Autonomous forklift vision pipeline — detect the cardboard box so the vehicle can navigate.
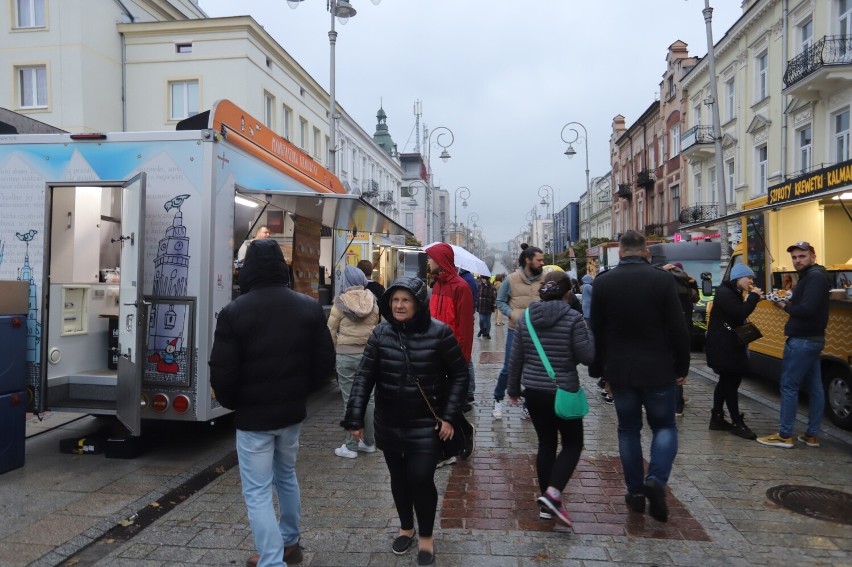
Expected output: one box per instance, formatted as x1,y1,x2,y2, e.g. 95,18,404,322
0,281,28,316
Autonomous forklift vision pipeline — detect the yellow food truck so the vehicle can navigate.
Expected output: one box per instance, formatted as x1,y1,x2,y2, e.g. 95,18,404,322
718,161,852,430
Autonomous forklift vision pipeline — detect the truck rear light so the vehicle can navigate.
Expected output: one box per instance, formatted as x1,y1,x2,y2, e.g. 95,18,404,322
10,317,22,328
151,393,169,413
172,395,190,414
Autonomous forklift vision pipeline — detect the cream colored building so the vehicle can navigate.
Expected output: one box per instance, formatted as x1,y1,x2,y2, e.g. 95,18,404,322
681,0,852,238
2,0,402,219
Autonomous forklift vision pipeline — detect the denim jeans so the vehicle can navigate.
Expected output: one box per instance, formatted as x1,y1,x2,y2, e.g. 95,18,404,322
779,337,825,438
236,424,302,567
478,312,492,337
610,384,678,495
337,353,375,449
492,328,515,401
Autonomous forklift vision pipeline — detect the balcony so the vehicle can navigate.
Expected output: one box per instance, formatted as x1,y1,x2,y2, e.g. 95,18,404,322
379,191,395,207
637,170,656,189
616,183,633,200
361,179,380,198
681,126,715,159
783,35,852,100
678,203,719,224
644,223,665,237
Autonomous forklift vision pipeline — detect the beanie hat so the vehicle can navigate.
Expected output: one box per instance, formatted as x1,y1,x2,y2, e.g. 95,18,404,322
729,263,755,281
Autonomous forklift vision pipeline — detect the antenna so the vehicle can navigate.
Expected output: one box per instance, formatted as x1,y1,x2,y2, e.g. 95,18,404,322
413,99,422,153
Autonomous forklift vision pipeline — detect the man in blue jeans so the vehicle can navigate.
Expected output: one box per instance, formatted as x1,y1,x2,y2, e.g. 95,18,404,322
493,245,544,419
757,241,830,449
211,240,335,567
589,231,690,523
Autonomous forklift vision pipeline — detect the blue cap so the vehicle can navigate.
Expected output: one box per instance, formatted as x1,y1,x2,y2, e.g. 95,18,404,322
729,263,755,281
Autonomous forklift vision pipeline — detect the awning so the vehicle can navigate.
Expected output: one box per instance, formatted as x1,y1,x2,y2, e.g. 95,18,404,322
235,187,412,236
679,186,849,231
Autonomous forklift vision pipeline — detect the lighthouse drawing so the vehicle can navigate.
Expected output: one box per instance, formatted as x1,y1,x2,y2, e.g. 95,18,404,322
16,230,43,407
146,195,191,385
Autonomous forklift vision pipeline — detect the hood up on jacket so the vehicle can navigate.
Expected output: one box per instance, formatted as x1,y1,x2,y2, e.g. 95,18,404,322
238,238,289,293
526,299,575,331
341,264,368,290
379,276,431,333
426,242,457,281
582,274,593,284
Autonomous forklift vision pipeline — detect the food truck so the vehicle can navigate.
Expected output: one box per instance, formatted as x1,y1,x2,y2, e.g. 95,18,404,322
711,161,852,430
0,100,408,441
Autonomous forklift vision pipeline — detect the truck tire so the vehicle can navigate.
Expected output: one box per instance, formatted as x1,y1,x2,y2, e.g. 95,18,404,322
824,366,852,431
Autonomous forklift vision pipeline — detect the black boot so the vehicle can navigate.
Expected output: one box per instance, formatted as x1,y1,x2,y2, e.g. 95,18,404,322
709,410,733,431
730,413,757,440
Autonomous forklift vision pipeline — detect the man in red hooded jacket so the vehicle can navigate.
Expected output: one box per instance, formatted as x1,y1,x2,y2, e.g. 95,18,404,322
426,243,474,454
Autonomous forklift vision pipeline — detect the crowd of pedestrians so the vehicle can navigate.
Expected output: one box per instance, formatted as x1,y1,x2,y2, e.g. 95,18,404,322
209,230,830,567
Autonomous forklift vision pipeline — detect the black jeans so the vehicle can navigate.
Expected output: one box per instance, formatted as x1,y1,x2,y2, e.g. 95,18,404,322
713,371,743,419
524,388,584,495
383,449,440,537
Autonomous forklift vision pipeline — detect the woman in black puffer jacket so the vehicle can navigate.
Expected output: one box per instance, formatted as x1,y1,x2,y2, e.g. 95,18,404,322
343,277,468,566
507,270,594,528
704,263,762,439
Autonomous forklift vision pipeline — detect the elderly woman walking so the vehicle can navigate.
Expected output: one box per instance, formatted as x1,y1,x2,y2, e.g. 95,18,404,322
507,271,595,527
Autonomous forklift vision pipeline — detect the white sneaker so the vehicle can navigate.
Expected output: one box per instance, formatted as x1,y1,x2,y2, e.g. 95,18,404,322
436,456,456,468
492,400,503,420
357,440,377,453
334,444,358,459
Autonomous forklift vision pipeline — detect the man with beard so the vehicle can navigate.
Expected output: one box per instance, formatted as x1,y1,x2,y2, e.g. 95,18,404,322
425,243,473,467
492,245,544,420
757,241,831,449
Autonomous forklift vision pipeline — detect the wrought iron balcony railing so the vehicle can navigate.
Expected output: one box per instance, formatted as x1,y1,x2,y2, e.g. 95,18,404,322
783,35,852,88
681,125,715,150
637,170,656,189
678,203,719,224
616,183,633,200
362,179,380,197
379,191,395,206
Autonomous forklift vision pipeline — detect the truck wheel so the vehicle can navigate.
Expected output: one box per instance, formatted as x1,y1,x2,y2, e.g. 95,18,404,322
824,366,852,431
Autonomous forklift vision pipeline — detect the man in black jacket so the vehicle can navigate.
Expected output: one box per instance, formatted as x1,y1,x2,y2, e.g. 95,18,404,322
590,231,690,523
757,241,831,449
210,239,334,567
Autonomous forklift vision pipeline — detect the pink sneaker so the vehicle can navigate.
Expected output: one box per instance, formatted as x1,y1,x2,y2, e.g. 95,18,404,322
537,493,572,527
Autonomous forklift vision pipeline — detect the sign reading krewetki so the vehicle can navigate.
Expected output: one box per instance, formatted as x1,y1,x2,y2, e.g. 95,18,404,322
767,158,852,206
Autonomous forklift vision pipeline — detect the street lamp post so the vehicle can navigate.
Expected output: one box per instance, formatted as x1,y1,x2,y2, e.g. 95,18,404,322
425,126,454,243
287,0,381,176
538,184,554,254
561,121,591,250
453,186,470,245
406,179,429,242
466,212,479,249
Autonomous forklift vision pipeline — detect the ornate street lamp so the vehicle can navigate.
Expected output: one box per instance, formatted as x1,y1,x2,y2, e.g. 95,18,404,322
453,186,470,245
425,126,454,242
561,121,591,250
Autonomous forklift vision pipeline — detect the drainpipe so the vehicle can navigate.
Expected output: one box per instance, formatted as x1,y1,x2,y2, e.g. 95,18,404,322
781,0,789,181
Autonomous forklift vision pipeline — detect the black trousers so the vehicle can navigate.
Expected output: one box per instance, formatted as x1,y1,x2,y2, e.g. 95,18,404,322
713,371,743,419
383,449,440,537
524,388,584,495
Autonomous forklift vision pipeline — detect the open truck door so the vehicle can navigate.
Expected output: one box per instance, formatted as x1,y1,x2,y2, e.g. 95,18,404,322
116,174,147,436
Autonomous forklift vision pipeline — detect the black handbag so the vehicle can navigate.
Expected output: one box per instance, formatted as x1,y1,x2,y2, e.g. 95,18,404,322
725,321,763,345
415,377,475,460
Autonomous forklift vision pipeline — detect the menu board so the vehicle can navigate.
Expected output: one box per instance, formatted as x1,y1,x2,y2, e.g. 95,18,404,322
745,213,768,289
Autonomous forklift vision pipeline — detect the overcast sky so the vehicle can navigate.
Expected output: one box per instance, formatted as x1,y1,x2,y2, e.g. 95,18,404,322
199,0,744,246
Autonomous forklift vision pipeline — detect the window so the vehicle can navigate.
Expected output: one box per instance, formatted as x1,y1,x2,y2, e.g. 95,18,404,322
693,102,702,127
263,92,274,129
312,127,321,158
725,158,735,204
756,145,768,195
282,104,292,139
835,108,850,162
756,52,769,101
661,131,667,161
667,76,675,100
16,0,44,28
18,65,47,108
671,185,680,221
670,124,681,157
299,118,308,150
708,166,717,206
797,124,812,173
169,80,198,120
694,172,702,203
799,19,813,53
405,213,414,230
842,0,852,35
176,43,192,54
725,78,735,121
649,139,655,167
